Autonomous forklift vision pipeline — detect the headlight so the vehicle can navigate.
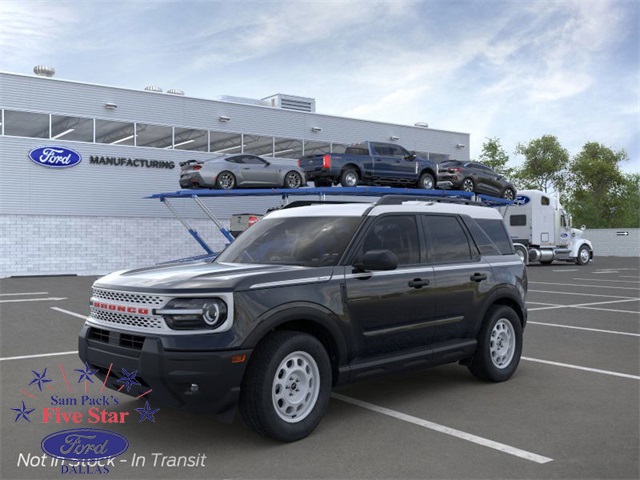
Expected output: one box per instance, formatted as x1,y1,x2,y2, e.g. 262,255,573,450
157,298,228,330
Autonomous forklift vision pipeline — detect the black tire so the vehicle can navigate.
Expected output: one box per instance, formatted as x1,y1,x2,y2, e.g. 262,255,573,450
502,188,515,200
540,260,553,265
575,245,590,265
514,245,528,265
284,171,303,189
340,169,359,187
239,331,332,442
461,178,475,192
468,305,522,382
216,171,236,190
417,172,435,190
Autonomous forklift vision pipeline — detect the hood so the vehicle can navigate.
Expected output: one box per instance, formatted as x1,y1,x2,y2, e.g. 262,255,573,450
94,260,312,293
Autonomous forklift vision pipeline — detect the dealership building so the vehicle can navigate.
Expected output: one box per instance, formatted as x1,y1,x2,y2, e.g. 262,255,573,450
0,69,470,277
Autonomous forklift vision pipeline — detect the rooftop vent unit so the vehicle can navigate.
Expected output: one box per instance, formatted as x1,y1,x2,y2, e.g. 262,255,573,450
167,89,185,96
144,86,163,92
262,94,316,113
33,65,55,77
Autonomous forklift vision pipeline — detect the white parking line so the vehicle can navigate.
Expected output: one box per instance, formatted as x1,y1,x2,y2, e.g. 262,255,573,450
528,298,640,312
0,297,67,304
522,357,640,380
552,269,579,272
572,278,640,284
51,307,87,320
332,393,553,464
621,275,640,279
528,321,640,337
0,291,49,296
529,281,640,291
529,290,637,299
574,306,640,315
0,351,77,362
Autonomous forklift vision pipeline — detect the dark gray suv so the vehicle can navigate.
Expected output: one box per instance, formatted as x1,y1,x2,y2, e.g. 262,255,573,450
79,196,527,442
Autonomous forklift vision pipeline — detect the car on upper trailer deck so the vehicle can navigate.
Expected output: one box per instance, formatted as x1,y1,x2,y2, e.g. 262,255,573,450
179,154,307,190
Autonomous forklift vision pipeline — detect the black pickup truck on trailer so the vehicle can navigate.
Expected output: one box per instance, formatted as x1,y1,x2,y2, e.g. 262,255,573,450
298,141,442,189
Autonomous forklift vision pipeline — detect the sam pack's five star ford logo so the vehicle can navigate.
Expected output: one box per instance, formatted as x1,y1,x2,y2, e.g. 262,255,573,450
11,360,160,472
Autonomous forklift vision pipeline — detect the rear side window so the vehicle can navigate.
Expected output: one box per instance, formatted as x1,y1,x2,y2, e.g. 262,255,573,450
422,215,474,263
476,218,514,255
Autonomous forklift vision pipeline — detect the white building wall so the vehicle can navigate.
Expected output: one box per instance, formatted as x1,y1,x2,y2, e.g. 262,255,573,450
585,228,640,257
1,215,230,277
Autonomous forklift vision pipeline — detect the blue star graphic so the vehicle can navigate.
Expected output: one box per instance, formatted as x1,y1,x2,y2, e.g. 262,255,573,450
135,401,159,423
117,368,141,392
29,368,52,391
11,401,35,423
74,362,98,383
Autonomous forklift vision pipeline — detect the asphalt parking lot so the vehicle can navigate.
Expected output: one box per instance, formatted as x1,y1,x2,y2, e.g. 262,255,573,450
1,257,638,480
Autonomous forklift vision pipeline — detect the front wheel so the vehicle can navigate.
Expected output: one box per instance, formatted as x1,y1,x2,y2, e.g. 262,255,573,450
340,169,359,187
284,171,303,189
417,172,435,190
239,331,332,442
576,245,590,265
502,188,515,200
468,305,522,382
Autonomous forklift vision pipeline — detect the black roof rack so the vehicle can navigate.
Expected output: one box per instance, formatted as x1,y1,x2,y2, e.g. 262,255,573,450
375,194,482,206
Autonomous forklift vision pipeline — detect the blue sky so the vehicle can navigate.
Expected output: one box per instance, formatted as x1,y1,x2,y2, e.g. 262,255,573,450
1,0,638,173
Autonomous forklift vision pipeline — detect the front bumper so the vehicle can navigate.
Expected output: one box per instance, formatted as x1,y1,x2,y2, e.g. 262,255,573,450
78,324,251,414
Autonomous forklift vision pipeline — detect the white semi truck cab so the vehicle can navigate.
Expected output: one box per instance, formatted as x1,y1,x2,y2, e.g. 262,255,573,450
499,189,593,266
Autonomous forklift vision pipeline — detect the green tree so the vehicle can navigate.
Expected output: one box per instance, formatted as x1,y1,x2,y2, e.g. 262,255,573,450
478,137,516,178
565,142,636,228
514,135,569,193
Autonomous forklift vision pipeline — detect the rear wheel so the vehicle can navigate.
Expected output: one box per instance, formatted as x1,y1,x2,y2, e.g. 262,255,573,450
417,172,435,190
461,178,475,192
340,169,359,187
239,331,331,442
216,171,236,189
468,305,522,382
284,171,303,189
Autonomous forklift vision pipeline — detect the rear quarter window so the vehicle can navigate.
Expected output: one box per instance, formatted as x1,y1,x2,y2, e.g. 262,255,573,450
475,218,514,255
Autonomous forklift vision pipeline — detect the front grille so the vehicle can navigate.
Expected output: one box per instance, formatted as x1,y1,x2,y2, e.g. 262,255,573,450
89,327,110,343
90,307,164,330
120,334,145,350
92,288,164,306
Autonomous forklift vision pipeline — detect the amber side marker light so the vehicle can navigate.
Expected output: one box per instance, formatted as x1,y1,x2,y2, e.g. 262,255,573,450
231,354,247,364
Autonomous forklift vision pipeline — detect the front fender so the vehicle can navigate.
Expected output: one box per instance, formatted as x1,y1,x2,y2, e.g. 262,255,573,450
241,302,349,366
570,239,593,257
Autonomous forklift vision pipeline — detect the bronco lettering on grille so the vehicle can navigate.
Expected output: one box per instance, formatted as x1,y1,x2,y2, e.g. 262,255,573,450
91,301,149,315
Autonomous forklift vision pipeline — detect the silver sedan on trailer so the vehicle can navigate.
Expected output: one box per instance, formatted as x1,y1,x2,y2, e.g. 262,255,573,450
179,154,307,190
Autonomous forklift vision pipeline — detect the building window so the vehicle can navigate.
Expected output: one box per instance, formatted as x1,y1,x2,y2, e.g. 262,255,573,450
210,131,243,154
51,115,94,142
136,123,173,149
244,134,275,156
273,137,303,159
95,119,135,145
173,127,208,151
3,110,49,138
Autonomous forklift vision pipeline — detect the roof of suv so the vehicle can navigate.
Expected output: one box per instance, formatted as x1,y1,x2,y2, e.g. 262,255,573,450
267,201,503,220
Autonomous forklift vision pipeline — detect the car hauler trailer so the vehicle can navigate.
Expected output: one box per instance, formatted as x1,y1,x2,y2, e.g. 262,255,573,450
499,189,593,266
147,187,512,258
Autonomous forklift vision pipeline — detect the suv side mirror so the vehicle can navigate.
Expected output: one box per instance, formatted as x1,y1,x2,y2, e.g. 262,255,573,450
404,151,417,161
355,249,398,271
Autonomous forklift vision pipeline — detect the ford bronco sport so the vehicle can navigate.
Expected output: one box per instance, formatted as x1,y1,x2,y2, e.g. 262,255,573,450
79,196,527,442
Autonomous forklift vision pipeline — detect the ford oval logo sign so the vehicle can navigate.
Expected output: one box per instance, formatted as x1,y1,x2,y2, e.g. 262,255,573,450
41,428,128,461
28,146,82,168
514,195,530,206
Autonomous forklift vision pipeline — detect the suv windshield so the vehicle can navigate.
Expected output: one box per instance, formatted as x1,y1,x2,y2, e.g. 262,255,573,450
215,216,363,267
